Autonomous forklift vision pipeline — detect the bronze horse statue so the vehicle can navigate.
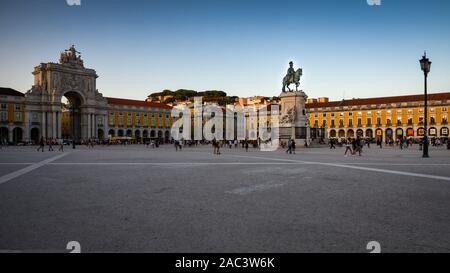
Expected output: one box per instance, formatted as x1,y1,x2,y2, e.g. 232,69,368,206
282,68,302,92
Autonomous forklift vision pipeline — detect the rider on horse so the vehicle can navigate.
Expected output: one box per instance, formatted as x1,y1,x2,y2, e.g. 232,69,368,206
286,61,296,83
282,61,302,92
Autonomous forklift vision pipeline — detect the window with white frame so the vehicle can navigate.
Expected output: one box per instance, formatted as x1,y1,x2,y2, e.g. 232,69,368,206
118,113,123,125
127,113,132,126
0,111,7,121
15,112,21,122
143,113,148,126
98,116,103,126
109,113,114,125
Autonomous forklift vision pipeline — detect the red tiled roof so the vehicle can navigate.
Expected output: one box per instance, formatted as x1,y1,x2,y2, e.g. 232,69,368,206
0,87,25,97
305,92,450,109
106,97,172,109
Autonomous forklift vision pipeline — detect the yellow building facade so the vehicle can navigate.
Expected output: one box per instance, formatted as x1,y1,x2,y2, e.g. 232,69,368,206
306,92,450,142
0,88,27,143
104,97,172,142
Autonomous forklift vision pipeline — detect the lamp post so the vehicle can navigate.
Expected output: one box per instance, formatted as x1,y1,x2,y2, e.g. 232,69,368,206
419,51,431,158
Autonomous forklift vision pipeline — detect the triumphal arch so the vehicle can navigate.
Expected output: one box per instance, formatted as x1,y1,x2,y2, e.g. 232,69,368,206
25,45,108,141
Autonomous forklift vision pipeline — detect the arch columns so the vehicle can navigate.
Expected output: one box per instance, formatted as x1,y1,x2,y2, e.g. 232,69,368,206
8,126,13,142
24,110,30,141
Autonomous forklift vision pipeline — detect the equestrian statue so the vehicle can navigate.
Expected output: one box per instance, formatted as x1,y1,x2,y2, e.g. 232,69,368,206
282,61,303,92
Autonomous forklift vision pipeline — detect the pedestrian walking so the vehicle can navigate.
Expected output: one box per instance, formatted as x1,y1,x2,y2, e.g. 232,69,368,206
352,137,363,156
330,138,336,149
48,138,54,151
58,139,64,152
286,138,292,154
212,138,219,154
37,136,45,152
344,138,352,156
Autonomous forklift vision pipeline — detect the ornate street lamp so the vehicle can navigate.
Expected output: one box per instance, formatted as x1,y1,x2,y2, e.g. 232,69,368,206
419,51,431,158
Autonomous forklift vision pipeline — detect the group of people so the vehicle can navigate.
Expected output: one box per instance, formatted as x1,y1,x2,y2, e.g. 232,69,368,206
36,137,65,152
169,138,255,154
285,138,296,154
18,135,449,154
343,137,364,156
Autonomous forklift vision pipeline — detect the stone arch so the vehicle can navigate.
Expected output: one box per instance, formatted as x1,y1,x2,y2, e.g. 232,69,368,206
12,127,23,143
135,129,141,138
97,129,105,140
347,129,355,138
429,127,437,137
61,91,84,141
165,130,170,143
31,127,40,144
356,129,364,138
396,128,404,139
375,128,383,142
0,127,9,143
329,129,336,138
386,128,393,142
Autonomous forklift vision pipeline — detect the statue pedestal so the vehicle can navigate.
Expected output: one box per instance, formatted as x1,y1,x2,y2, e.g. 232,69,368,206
279,90,310,145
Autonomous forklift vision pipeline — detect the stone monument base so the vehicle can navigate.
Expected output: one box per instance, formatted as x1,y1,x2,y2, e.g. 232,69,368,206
278,90,310,147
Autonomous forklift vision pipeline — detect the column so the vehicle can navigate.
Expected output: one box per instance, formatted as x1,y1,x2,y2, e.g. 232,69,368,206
91,113,94,138
94,114,98,138
87,112,91,139
24,111,30,141
57,111,62,139
52,111,57,139
42,112,47,138
8,125,13,142
47,112,52,139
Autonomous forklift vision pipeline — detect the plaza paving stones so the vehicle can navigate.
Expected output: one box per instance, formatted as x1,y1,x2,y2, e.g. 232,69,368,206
0,144,449,252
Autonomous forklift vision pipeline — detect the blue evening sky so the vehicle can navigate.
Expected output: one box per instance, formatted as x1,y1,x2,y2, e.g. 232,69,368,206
0,0,449,100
